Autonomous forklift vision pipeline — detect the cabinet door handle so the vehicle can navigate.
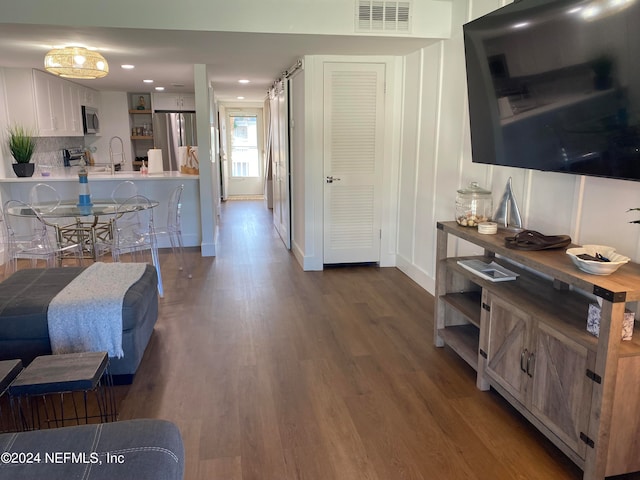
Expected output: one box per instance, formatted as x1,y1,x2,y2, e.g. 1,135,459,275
520,349,528,373
526,352,535,378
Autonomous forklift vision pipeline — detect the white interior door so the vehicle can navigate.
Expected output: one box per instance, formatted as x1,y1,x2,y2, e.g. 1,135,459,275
323,63,385,264
225,108,264,197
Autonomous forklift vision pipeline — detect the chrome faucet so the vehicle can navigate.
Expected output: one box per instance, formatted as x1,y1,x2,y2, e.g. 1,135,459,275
108,136,125,174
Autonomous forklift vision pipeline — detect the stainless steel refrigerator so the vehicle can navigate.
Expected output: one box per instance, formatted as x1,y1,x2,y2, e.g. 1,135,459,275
152,112,197,171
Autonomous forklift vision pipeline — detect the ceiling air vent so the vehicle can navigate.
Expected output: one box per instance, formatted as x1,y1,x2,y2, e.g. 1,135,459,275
357,1,411,33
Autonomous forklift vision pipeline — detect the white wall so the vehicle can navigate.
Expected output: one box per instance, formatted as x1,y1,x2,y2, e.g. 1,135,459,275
85,91,132,169
196,64,218,256
289,69,306,266
0,69,11,179
396,0,640,295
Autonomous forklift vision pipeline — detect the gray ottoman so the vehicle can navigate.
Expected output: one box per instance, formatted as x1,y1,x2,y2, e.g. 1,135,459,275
0,266,158,380
0,419,183,479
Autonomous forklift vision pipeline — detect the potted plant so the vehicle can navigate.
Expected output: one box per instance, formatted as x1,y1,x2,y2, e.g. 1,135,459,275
7,125,37,177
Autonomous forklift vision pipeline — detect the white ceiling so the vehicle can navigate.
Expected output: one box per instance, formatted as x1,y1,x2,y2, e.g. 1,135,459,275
0,23,435,102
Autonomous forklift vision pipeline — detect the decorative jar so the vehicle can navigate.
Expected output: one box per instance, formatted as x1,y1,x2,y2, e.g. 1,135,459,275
455,182,493,227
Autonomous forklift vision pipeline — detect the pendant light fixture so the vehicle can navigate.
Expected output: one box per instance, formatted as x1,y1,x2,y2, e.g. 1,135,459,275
44,46,109,79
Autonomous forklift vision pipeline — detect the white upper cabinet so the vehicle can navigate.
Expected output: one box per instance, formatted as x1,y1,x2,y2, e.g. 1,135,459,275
179,94,196,111
79,86,100,109
3,68,38,132
62,81,83,136
152,93,195,111
4,68,99,137
33,69,62,135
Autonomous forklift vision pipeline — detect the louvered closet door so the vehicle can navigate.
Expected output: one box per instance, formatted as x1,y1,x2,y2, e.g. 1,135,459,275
323,62,385,264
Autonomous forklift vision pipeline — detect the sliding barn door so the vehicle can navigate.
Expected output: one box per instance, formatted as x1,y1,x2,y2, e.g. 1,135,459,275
323,62,385,264
270,80,291,249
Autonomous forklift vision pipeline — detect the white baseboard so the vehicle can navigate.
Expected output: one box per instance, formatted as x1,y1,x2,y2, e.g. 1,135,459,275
200,225,218,257
395,254,435,295
292,241,323,271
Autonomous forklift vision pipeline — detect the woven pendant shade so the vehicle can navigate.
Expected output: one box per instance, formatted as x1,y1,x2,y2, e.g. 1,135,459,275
44,47,109,79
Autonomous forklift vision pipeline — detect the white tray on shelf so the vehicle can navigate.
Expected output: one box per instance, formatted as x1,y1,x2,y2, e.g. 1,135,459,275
456,259,519,282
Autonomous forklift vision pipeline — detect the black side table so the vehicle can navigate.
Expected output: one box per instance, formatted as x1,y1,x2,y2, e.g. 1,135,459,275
9,352,116,430
0,359,23,432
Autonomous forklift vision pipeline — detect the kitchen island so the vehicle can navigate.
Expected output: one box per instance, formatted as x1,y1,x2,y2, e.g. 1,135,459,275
0,168,201,249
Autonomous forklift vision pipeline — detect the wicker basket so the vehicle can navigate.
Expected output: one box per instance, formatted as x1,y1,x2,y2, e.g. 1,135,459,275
180,146,199,175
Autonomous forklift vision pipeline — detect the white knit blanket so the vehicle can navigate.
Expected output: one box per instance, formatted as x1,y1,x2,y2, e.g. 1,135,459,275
48,263,147,358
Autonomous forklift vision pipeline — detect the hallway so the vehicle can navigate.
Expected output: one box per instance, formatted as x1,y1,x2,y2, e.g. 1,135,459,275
118,199,583,480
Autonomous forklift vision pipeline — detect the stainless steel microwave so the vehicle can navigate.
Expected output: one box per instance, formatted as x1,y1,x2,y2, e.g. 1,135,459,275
82,106,100,134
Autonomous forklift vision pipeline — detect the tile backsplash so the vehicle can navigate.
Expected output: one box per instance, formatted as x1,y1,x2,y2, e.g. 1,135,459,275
32,136,84,168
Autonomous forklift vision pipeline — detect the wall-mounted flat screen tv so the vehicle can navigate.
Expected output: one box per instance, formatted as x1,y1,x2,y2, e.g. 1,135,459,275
464,0,640,182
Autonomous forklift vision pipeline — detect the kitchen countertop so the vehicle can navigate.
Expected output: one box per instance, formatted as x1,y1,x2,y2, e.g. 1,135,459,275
0,167,199,182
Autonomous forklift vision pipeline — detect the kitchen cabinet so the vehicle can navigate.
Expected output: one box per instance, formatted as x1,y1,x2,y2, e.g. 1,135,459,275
62,81,83,136
2,68,38,131
152,93,195,111
3,68,97,137
435,221,640,479
79,86,99,109
33,69,64,136
34,69,87,136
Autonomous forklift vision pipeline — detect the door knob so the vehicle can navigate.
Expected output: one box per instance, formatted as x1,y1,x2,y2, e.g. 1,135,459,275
326,176,341,183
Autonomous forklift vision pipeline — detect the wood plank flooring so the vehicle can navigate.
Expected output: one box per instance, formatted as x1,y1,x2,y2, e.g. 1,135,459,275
107,200,636,479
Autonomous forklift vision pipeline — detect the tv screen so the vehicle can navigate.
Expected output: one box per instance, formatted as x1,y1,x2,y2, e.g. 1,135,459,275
463,0,640,181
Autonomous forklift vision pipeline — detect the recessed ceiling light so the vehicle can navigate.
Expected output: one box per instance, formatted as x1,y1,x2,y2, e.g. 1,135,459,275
237,96,245,100
143,79,154,83
238,79,250,84
512,22,530,29
155,86,165,91
121,64,135,69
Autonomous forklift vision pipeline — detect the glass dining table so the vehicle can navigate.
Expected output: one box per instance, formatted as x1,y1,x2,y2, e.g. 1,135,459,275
5,198,159,262
6,196,164,298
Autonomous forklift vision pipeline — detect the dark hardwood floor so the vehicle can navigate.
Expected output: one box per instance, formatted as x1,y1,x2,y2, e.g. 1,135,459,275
113,199,604,480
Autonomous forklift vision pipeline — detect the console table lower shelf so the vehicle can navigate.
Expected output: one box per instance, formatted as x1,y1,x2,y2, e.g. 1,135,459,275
434,221,640,480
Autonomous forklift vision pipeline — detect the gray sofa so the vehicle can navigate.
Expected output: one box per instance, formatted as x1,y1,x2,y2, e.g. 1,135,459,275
0,266,158,381
0,419,184,479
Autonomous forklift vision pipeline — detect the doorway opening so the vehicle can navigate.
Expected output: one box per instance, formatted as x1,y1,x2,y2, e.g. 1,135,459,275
226,109,264,198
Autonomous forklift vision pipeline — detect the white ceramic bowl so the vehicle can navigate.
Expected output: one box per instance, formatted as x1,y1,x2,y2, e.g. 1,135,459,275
566,245,630,275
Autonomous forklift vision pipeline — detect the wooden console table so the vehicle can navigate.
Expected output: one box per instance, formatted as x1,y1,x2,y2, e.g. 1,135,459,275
435,221,640,480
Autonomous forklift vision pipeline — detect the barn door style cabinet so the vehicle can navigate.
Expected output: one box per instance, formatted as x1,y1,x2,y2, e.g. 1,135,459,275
434,221,640,480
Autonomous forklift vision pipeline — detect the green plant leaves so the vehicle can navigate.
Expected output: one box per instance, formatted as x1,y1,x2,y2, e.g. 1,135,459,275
7,125,37,163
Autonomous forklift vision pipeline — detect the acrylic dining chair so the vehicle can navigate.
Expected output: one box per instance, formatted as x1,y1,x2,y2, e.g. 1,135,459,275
2,199,83,274
29,183,62,213
150,184,191,279
110,181,138,202
29,182,94,259
104,195,164,297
